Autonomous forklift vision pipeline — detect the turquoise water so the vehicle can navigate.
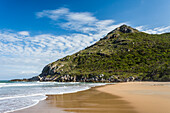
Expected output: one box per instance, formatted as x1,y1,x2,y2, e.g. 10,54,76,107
0,81,108,113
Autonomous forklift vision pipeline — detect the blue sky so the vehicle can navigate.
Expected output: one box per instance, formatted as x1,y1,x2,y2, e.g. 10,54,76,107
0,0,170,80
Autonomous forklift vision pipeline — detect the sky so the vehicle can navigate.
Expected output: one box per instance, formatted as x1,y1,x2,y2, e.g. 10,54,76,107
0,0,170,80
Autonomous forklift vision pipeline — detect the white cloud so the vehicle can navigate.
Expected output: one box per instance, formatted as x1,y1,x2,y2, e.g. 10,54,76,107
36,8,117,34
136,25,170,34
0,32,21,42
96,20,115,27
135,26,144,31
21,71,39,74
18,31,29,36
36,8,69,20
66,12,97,22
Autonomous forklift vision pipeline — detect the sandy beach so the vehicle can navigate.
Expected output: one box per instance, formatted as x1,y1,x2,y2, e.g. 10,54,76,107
97,82,170,113
13,82,170,113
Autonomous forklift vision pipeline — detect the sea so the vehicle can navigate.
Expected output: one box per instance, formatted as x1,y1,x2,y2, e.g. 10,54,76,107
0,80,109,113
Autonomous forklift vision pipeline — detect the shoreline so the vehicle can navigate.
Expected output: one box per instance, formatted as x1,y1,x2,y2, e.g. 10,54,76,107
12,82,170,113
11,85,110,113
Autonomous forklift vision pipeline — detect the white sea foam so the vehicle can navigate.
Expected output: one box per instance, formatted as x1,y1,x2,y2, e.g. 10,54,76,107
0,81,108,113
0,82,81,88
0,93,44,100
5,100,40,113
0,83,41,87
4,95,47,113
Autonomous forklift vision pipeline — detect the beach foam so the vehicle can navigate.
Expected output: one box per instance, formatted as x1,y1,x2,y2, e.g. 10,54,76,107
0,81,108,113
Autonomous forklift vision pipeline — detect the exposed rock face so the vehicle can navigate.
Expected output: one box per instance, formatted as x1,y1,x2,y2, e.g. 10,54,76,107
116,24,135,33
10,79,28,82
27,72,136,83
110,24,139,34
103,24,139,40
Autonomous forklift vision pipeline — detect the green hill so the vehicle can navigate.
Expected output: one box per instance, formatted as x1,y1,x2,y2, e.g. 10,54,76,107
29,25,170,82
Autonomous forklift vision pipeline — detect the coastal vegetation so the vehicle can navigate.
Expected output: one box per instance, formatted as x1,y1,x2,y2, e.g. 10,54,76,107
26,25,170,82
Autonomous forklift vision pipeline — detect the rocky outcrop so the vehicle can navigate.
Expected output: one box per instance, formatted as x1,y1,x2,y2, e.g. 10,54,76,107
27,73,137,83
103,24,139,40
110,24,139,34
10,79,28,82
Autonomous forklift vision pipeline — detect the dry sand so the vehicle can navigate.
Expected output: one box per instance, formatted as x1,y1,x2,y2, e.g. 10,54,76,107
97,82,170,113
13,82,170,113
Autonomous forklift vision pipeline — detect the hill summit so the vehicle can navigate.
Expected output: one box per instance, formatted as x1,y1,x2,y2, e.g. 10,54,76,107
109,24,139,33
102,24,139,40
16,25,170,82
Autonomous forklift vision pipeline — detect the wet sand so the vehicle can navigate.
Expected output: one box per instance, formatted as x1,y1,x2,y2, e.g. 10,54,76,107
13,82,170,113
13,86,137,113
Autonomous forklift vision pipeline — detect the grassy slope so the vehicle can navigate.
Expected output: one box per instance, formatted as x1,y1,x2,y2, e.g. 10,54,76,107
40,26,170,81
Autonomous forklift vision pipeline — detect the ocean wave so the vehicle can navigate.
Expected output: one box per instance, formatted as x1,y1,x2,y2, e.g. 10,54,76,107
0,82,81,88
5,100,40,113
0,83,42,87
0,93,45,100
0,82,108,113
